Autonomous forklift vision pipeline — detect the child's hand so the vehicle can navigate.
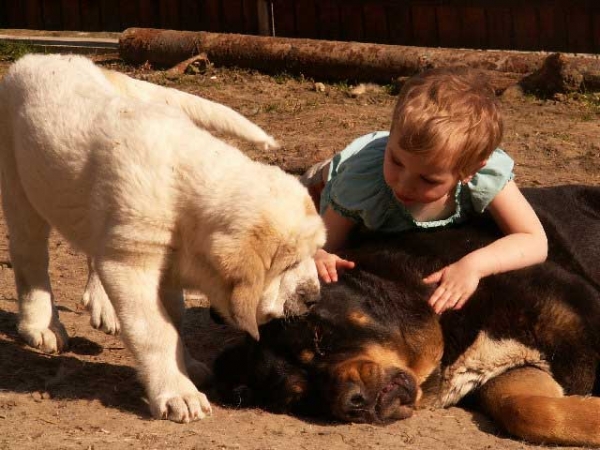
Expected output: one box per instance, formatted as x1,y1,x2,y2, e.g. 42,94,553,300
314,249,355,283
423,259,481,314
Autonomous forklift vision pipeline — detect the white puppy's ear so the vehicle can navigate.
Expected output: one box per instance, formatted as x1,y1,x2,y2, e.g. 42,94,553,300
230,280,262,340
211,230,274,340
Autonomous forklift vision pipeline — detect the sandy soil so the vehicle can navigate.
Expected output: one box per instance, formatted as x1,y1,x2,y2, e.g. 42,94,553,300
0,53,598,450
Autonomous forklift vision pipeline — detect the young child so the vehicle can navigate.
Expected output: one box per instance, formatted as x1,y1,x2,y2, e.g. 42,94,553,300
302,66,548,314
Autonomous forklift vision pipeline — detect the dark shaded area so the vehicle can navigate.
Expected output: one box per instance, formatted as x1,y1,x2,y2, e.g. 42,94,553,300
0,310,146,416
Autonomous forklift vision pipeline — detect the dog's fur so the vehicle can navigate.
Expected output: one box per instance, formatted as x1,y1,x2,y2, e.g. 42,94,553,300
214,185,600,446
0,54,326,422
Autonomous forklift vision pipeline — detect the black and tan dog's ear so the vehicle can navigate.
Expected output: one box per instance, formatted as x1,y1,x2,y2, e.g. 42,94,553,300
214,338,310,413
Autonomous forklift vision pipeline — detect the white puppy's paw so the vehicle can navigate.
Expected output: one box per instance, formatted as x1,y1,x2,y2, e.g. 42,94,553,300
18,320,69,353
151,382,213,423
82,277,121,335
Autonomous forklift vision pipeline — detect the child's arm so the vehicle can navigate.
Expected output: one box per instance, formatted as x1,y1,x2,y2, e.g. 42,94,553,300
424,180,548,314
315,206,356,283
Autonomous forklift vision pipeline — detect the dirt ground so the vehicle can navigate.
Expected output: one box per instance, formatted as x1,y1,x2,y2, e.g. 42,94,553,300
0,51,598,450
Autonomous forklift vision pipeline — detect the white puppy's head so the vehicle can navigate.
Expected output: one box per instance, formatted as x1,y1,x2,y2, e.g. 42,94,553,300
211,171,326,339
255,252,322,323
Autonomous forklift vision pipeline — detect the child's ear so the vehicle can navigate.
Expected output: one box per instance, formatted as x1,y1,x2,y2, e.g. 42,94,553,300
477,159,488,170
461,159,488,184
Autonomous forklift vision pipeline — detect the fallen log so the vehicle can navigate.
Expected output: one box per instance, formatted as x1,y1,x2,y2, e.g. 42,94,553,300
119,28,600,90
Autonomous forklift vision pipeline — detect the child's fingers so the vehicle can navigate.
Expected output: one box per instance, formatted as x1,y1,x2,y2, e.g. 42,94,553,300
338,258,355,269
325,261,339,282
431,287,456,314
454,295,468,310
454,289,474,310
423,270,443,284
428,286,445,308
444,292,462,312
316,262,332,283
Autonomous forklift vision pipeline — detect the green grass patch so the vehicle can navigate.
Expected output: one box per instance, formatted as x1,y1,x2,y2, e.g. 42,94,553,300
0,41,36,61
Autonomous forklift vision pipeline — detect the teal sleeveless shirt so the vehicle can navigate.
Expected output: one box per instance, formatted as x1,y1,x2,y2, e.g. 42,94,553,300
320,131,514,232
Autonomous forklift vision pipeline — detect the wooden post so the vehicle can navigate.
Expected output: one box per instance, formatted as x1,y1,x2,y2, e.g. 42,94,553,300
257,0,274,36
119,28,600,90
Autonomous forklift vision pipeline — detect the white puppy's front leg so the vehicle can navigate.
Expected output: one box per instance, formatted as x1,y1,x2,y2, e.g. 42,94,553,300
97,258,211,422
81,257,120,334
0,172,68,353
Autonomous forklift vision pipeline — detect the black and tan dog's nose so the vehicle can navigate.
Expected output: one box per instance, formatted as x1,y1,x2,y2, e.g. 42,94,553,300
337,383,374,422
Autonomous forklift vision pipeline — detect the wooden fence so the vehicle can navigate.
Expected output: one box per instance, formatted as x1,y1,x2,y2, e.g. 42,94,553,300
0,0,599,53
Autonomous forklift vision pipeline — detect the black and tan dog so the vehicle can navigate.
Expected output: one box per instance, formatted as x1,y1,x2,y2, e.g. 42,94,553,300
214,185,600,447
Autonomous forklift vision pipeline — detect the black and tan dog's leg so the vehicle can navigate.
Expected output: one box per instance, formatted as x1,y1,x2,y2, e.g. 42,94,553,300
478,366,600,447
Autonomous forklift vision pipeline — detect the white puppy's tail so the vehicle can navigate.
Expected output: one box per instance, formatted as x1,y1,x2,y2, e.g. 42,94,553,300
102,69,280,150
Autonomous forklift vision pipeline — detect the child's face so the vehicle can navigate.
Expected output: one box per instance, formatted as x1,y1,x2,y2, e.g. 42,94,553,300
383,136,459,206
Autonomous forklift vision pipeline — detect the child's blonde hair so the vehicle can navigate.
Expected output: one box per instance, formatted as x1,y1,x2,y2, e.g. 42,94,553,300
392,66,503,179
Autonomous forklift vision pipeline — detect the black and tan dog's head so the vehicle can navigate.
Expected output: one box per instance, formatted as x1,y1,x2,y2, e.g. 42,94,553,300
214,254,444,423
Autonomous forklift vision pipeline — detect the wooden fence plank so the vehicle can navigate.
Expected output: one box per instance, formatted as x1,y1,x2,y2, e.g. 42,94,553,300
339,2,363,41
201,0,222,32
294,0,317,38
42,0,63,30
120,0,139,29
25,0,43,29
0,0,597,54
242,0,259,35
594,9,600,53
222,0,245,33
5,0,25,28
0,0,6,28
460,6,486,49
100,0,121,31
363,3,388,43
159,0,181,30
386,2,411,45
180,0,201,31
317,0,340,40
538,3,565,51
80,0,101,31
566,6,592,53
437,5,461,48
513,5,539,50
272,0,295,36
61,0,80,30
138,0,157,28
486,6,511,50
411,3,437,47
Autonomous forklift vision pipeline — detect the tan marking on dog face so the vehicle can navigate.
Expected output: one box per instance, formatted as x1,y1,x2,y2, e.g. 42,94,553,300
289,382,305,395
348,310,372,327
362,343,409,369
332,344,410,386
279,374,308,406
401,317,444,384
299,349,315,363
334,362,364,384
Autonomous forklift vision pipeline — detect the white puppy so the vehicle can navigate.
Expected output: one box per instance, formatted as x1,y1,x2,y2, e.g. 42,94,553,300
0,54,325,423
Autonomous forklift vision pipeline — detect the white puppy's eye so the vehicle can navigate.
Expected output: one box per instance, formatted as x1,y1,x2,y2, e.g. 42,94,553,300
285,261,300,271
